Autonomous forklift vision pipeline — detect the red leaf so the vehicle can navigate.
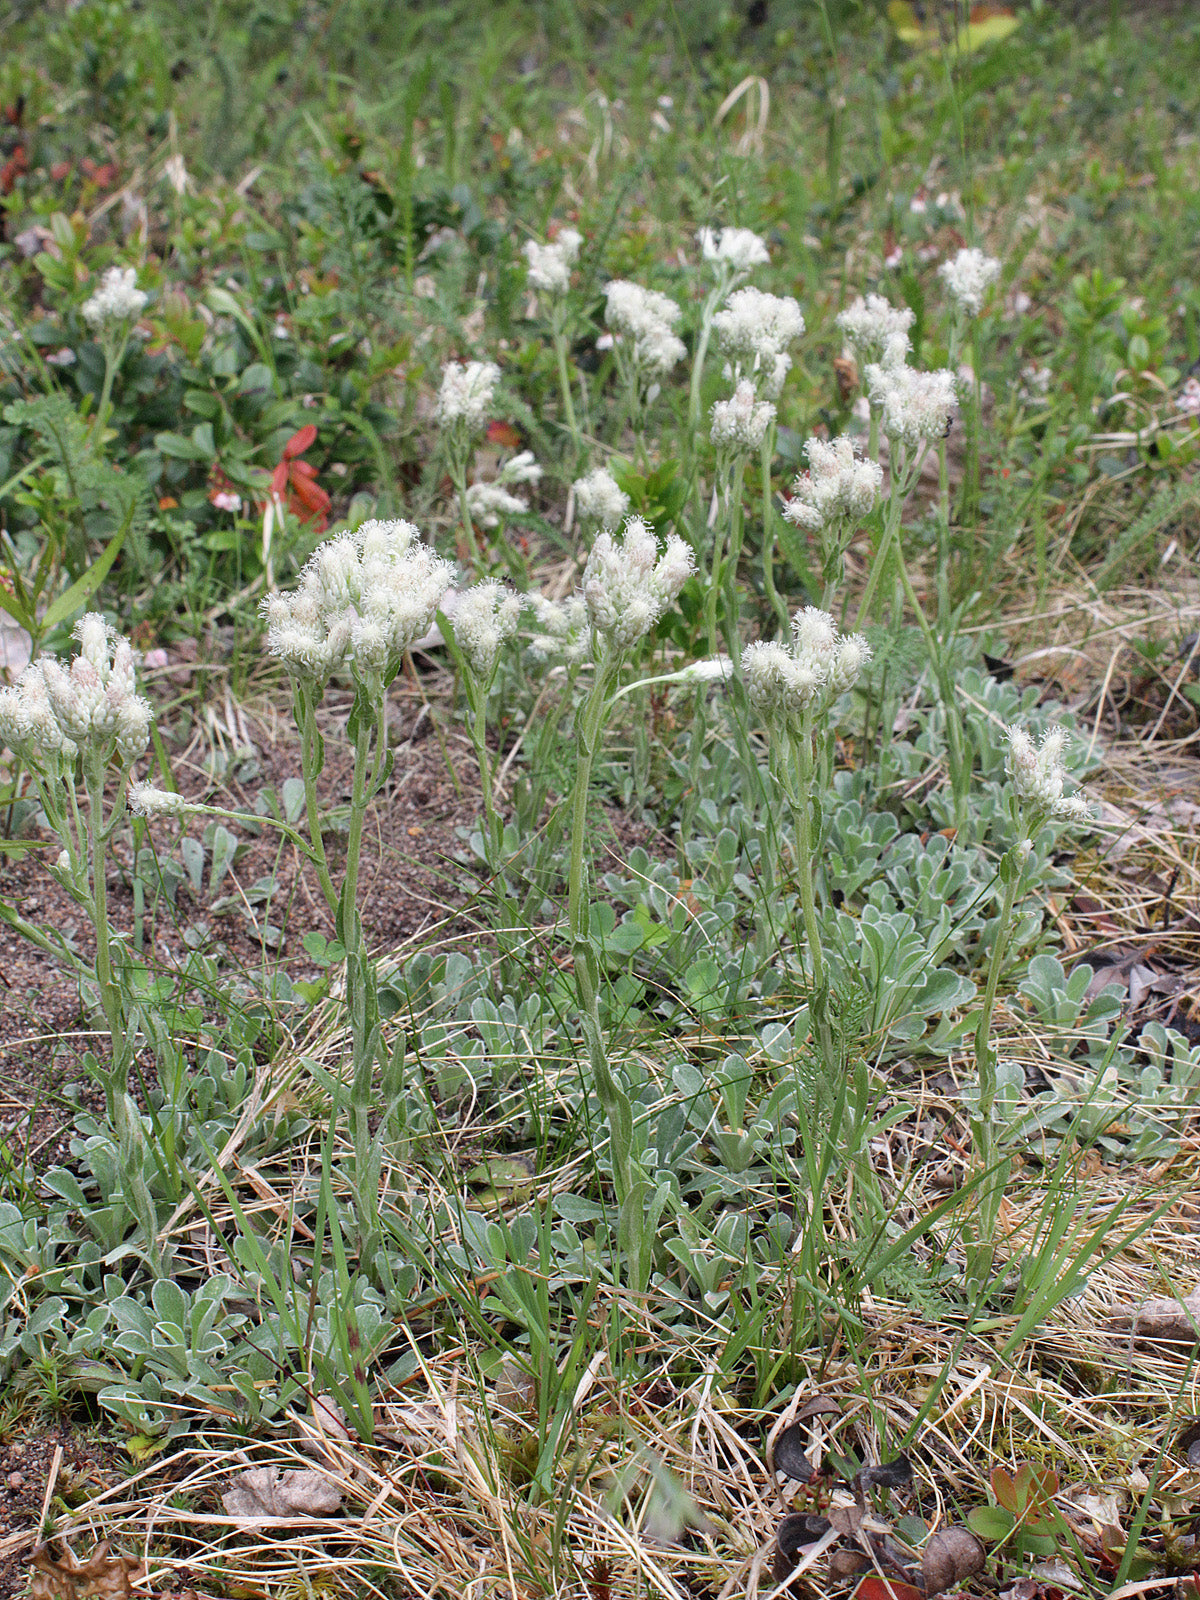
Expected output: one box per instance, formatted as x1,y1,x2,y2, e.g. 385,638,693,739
282,423,318,459
486,421,521,449
270,461,289,495
855,1579,925,1600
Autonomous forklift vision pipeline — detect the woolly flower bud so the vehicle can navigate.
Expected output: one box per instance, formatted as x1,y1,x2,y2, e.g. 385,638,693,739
864,363,958,449
498,451,543,487
573,466,630,528
523,228,582,295
262,519,454,683
453,579,522,681
698,225,770,273
603,280,686,375
939,247,1001,317
741,609,870,729
115,697,152,763
81,266,147,330
129,783,193,819
526,594,593,663
1005,724,1091,826
465,481,528,529
835,294,915,364
582,518,695,651
434,361,500,432
710,379,775,454
783,435,882,533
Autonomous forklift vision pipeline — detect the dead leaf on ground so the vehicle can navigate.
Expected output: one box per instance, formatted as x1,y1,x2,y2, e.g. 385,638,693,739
1109,1287,1200,1344
922,1526,986,1596
30,1544,145,1600
222,1465,343,1520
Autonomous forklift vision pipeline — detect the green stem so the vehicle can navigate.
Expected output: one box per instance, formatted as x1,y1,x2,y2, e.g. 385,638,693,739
787,716,837,1079
760,424,789,635
295,683,338,914
90,329,129,445
551,309,582,467
936,438,950,630
85,751,126,1101
720,457,746,667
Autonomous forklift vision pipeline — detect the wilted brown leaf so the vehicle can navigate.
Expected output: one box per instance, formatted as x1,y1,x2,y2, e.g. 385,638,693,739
922,1527,986,1596
29,1544,145,1600
1110,1288,1200,1344
222,1466,343,1520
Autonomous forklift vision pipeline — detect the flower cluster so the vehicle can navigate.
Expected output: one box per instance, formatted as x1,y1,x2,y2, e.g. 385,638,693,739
698,225,769,274
81,266,147,330
603,281,686,375
526,594,593,664
864,361,958,449
0,615,151,766
465,451,542,527
939,247,1002,317
835,294,914,366
782,435,882,532
713,287,804,398
582,518,694,651
710,378,775,455
523,228,583,295
434,361,501,432
453,579,522,681
1006,726,1091,826
572,466,630,528
743,608,871,727
128,783,192,819
261,519,454,683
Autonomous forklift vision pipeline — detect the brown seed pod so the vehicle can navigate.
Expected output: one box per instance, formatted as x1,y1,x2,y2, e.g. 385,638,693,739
922,1527,987,1596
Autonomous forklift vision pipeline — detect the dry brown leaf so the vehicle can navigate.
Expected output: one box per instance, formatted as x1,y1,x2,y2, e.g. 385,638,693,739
30,1543,145,1600
1110,1287,1200,1343
222,1466,342,1520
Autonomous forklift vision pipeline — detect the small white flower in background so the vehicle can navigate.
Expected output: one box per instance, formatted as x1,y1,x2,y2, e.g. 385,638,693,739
603,280,686,375
81,266,148,330
1016,363,1053,404
939,247,1002,317
742,607,871,728
465,480,529,529
572,466,630,527
523,228,583,295
453,579,522,680
710,378,775,454
582,517,695,651
864,361,958,449
526,593,594,664
697,225,770,274
261,519,454,684
783,435,882,532
835,294,915,365
211,490,242,513
128,783,192,819
0,613,151,766
713,287,804,398
434,360,501,432
1178,376,1200,417
497,450,543,486
1006,725,1091,825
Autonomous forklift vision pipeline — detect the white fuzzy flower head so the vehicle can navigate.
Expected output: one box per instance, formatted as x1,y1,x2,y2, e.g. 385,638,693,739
741,609,871,729
129,783,193,819
524,228,582,295
0,613,149,766
572,466,630,528
582,517,695,652
864,363,958,449
713,288,804,397
81,266,147,330
498,451,543,487
434,361,500,433
835,294,915,365
710,379,775,455
603,280,686,376
698,225,770,275
465,481,528,529
1006,725,1091,828
453,579,522,681
939,247,1002,317
261,519,453,684
526,593,593,664
783,435,883,532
